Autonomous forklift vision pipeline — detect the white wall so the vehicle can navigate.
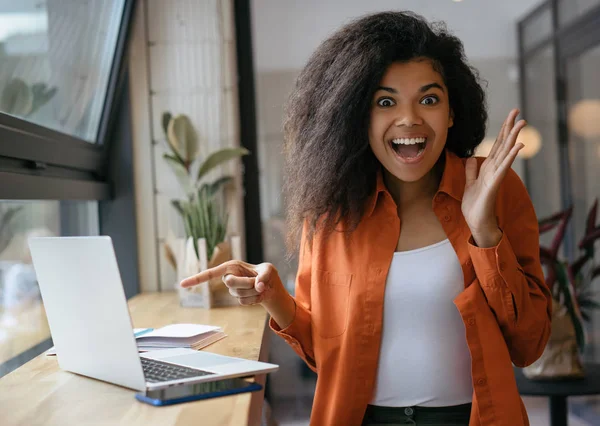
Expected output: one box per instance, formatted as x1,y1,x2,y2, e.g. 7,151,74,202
130,0,245,292
251,0,541,72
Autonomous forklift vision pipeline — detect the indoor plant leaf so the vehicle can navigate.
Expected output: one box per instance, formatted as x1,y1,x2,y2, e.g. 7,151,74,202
167,114,198,167
163,153,193,195
170,200,185,218
197,148,249,182
29,83,57,116
0,206,23,255
161,111,172,136
556,262,586,351
208,176,234,196
1,78,34,116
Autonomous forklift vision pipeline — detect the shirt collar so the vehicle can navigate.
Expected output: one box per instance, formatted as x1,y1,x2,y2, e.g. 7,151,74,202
366,148,467,217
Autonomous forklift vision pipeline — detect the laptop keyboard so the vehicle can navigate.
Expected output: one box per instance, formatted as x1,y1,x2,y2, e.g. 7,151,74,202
141,357,215,383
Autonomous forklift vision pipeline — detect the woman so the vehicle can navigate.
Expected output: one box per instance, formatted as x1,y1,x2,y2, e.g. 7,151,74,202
181,11,551,426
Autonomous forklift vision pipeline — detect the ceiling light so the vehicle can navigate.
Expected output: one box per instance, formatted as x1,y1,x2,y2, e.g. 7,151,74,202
568,99,600,139
517,126,542,159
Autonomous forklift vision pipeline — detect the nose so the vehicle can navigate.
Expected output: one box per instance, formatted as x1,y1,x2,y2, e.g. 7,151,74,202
394,105,424,128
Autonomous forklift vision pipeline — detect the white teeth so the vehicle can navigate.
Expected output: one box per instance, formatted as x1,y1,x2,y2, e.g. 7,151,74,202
392,137,427,145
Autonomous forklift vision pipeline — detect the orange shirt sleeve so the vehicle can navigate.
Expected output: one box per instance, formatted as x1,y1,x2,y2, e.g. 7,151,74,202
269,221,317,372
467,167,552,367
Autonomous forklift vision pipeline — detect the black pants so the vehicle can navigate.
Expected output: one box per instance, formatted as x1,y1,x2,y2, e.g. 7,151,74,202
361,403,472,426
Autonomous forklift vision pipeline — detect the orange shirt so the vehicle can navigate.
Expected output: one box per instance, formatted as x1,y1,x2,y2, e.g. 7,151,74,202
270,149,552,425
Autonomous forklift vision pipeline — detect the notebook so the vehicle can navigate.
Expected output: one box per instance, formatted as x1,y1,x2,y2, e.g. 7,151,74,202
46,324,227,355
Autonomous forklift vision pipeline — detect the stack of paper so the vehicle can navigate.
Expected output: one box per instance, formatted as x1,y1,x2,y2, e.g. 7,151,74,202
135,324,226,351
45,324,226,356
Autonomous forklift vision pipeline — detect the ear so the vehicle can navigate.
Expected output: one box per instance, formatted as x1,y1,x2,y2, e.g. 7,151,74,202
448,109,454,128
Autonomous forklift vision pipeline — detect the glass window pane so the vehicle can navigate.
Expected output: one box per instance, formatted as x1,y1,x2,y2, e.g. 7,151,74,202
0,0,126,142
0,200,98,378
565,44,600,360
523,46,562,249
522,5,552,52
559,0,600,27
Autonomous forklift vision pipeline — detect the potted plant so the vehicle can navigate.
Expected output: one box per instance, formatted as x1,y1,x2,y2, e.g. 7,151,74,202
0,78,56,117
523,199,600,380
159,112,249,308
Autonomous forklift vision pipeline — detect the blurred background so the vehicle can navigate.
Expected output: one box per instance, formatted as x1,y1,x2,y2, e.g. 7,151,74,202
0,1,599,425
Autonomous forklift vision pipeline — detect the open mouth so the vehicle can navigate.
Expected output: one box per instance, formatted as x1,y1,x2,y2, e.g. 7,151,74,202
389,137,428,160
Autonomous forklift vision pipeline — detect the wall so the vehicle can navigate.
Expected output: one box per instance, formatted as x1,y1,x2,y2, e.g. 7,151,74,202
130,0,245,291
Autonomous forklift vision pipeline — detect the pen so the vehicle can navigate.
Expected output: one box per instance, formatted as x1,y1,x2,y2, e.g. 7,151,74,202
134,328,154,337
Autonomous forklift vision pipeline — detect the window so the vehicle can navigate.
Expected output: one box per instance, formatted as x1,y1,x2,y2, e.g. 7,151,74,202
0,0,125,142
0,200,98,378
0,0,135,379
0,0,134,200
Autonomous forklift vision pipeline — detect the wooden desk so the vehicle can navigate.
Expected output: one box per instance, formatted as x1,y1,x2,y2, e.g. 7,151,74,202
0,292,271,426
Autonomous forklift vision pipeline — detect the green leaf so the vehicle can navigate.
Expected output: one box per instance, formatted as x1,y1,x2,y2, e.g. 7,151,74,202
0,206,23,254
177,187,229,261
163,154,192,195
164,153,185,167
161,112,172,137
171,200,185,218
208,176,233,196
197,148,250,182
556,262,586,351
591,266,600,281
167,114,198,165
1,78,33,116
29,84,56,116
578,299,600,310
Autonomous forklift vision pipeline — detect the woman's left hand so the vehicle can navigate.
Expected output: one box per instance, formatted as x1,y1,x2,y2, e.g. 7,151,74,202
462,108,526,248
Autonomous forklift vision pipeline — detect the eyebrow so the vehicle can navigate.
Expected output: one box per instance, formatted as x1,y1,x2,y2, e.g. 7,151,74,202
376,82,445,94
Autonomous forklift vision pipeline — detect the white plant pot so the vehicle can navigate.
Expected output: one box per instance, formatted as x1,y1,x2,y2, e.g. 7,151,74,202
175,236,242,309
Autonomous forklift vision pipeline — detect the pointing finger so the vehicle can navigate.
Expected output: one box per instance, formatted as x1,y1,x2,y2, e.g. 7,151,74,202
180,260,257,288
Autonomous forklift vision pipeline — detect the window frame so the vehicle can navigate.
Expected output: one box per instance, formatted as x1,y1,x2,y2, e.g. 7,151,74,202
0,0,137,379
518,0,600,259
0,0,136,201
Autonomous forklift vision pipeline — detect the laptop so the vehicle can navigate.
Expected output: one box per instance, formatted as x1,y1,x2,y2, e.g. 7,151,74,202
28,236,279,391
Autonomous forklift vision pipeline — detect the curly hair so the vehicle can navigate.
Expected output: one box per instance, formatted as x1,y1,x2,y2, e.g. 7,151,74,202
283,11,487,252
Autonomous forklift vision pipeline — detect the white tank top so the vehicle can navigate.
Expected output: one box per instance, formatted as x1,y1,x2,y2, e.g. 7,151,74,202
370,239,473,407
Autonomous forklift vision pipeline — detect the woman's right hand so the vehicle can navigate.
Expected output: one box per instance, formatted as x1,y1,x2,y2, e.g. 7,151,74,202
179,260,280,306
180,260,297,329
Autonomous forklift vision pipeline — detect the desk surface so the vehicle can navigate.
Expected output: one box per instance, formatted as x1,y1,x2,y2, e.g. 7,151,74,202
515,363,600,397
0,292,270,426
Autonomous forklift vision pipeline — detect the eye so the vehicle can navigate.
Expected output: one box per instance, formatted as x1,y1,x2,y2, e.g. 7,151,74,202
421,95,439,106
377,97,396,108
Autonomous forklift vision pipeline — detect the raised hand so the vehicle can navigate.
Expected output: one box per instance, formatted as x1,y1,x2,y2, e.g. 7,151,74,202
462,108,525,247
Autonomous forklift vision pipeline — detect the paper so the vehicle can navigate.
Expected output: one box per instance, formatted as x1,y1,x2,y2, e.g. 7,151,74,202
45,324,226,356
137,324,220,339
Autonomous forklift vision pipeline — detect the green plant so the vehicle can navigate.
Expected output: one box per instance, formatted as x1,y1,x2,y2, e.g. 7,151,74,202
1,78,57,117
0,205,22,255
160,112,249,260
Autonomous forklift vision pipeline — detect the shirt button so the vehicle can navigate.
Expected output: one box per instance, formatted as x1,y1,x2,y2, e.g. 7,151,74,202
404,407,414,416
444,215,451,222
477,378,487,386
468,318,476,326
466,259,472,266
